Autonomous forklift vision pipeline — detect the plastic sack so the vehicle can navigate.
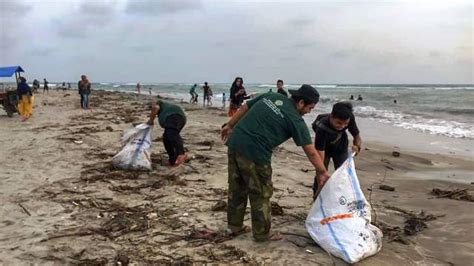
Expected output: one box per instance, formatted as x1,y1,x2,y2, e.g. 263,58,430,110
112,123,152,170
305,154,382,263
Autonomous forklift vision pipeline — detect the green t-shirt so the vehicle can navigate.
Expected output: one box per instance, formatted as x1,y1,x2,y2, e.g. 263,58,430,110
157,101,186,127
227,92,312,165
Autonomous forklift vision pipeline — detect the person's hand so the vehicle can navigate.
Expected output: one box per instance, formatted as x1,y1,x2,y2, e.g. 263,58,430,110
238,89,245,95
221,124,232,142
317,171,331,189
352,145,360,156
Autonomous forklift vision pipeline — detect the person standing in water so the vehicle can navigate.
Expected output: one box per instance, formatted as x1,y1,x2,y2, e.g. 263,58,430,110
276,79,288,97
202,82,211,107
189,84,198,104
228,77,249,117
222,93,227,109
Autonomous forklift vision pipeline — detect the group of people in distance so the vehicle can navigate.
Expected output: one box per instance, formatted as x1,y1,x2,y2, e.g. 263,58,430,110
189,82,213,106
147,76,362,242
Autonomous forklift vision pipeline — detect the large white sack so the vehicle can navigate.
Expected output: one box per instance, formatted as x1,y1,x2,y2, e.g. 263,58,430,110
305,154,382,263
112,123,152,170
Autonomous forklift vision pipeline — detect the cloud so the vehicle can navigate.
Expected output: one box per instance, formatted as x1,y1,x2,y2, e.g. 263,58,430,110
54,1,119,39
0,0,32,51
0,0,32,15
125,0,202,15
287,18,314,27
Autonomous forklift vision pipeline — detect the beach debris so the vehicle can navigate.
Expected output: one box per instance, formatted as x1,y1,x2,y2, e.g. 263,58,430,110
305,249,313,254
18,203,31,216
211,200,227,212
74,140,83,144
106,126,114,132
186,228,230,243
392,146,401,157
271,201,284,216
404,218,427,236
431,188,473,202
63,94,70,97
379,185,395,192
114,252,130,266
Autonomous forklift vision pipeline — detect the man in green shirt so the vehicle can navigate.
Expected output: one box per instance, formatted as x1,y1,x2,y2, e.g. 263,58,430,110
148,100,187,166
221,84,329,242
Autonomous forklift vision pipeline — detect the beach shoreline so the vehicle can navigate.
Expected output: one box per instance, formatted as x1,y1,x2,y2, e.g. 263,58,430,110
0,90,472,264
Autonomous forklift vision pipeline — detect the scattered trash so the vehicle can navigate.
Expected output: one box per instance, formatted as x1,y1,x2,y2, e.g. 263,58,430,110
211,200,227,212
105,126,114,132
379,185,395,192
305,249,313,254
74,140,83,144
392,146,400,157
431,188,473,202
271,201,284,216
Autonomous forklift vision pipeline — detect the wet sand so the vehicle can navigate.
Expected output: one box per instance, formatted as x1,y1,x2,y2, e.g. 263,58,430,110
0,90,473,265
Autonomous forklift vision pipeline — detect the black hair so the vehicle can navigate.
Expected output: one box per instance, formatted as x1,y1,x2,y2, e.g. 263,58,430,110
204,82,208,85
291,95,315,106
331,102,353,120
232,77,243,87
277,79,284,84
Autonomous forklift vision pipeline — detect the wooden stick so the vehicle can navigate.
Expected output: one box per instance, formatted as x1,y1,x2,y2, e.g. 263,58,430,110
18,203,31,216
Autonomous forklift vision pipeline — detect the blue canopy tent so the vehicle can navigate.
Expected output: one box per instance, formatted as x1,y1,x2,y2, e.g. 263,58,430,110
0,66,24,86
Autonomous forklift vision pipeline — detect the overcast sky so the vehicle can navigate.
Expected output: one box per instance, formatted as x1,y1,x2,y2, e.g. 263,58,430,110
0,0,472,83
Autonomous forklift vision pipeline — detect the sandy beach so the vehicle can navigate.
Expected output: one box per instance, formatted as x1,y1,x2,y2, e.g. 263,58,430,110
0,90,473,265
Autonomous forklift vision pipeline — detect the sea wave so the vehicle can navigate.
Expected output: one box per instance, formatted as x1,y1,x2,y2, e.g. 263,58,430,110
354,105,473,139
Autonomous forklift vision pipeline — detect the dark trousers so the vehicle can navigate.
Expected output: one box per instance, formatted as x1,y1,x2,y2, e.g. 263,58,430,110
80,93,85,108
312,150,348,197
162,114,186,165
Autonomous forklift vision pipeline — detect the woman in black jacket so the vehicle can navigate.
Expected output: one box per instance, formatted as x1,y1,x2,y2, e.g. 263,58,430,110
228,77,249,117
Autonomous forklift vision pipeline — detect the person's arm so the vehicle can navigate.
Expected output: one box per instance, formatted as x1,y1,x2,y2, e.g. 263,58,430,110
147,103,160,125
221,103,249,141
303,144,330,187
352,134,362,155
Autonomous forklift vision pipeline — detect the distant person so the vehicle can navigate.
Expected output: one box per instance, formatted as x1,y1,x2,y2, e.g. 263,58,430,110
394,99,397,104
189,84,198,104
311,102,362,199
228,77,249,117
147,100,187,166
43,79,49,94
62,82,66,91
149,87,152,95
32,79,40,93
202,82,211,107
221,84,328,242
350,95,354,100
136,82,141,95
78,75,91,109
269,88,273,92
208,87,213,106
357,94,363,101
276,79,288,97
68,82,71,90
17,77,34,121
222,93,227,109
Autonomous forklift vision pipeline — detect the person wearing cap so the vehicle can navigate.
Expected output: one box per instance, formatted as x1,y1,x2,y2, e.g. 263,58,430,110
311,101,362,199
147,100,188,166
221,84,329,242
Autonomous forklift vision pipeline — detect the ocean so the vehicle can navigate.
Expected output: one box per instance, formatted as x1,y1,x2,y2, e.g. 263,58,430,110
3,82,472,140
89,83,474,140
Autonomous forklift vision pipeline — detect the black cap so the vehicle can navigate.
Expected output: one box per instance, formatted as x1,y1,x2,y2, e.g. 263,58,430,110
288,84,320,104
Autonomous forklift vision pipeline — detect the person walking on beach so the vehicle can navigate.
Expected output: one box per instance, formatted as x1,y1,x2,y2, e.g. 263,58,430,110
311,101,361,198
276,79,288,97
149,88,152,95
43,78,49,94
222,93,226,109
147,100,187,166
78,75,91,109
17,77,34,121
32,79,40,93
202,82,211,107
228,77,249,117
68,83,71,90
136,82,141,95
189,84,198,104
221,84,329,242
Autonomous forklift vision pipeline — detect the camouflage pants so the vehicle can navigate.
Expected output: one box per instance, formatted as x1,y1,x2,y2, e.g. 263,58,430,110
227,150,273,241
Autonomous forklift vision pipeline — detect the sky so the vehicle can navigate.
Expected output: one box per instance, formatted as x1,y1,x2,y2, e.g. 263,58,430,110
0,0,472,84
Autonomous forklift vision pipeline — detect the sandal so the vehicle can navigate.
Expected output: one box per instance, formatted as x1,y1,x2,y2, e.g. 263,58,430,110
224,225,251,237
